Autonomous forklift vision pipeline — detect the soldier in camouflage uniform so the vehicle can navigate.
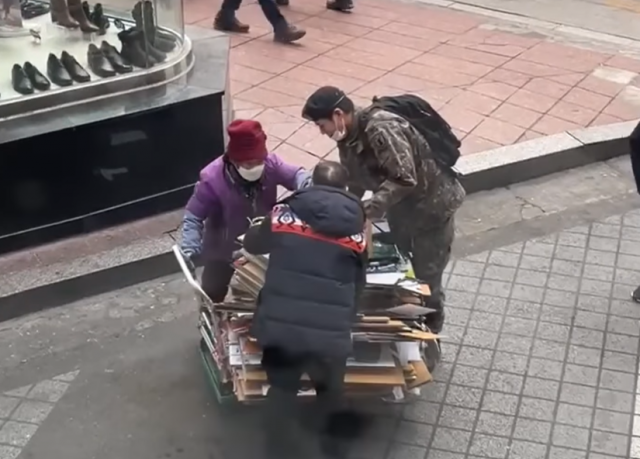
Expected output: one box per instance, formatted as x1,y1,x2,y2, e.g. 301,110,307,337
302,86,466,333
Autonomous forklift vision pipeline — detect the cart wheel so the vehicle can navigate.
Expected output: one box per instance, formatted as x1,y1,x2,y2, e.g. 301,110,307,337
424,340,441,373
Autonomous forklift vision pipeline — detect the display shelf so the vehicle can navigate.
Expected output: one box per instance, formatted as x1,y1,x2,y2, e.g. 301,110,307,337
0,8,188,119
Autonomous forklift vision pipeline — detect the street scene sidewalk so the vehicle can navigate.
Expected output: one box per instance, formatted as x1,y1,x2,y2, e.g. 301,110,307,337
1,1,640,458
2,157,640,459
184,0,640,161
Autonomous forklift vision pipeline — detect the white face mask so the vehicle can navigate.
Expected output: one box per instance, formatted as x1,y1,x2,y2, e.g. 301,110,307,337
330,115,347,141
237,164,264,182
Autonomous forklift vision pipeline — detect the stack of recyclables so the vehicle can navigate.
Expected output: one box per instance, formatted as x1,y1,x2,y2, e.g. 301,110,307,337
175,223,441,404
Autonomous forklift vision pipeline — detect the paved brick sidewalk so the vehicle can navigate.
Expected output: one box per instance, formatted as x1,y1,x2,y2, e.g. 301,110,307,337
4,209,640,458
345,209,640,459
185,0,640,163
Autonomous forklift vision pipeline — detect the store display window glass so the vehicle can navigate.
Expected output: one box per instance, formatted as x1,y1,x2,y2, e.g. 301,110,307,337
0,0,185,113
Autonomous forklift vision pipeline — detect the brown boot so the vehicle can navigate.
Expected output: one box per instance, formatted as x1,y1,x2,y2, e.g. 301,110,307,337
326,0,353,12
67,0,99,32
273,23,305,43
50,0,79,28
213,12,250,33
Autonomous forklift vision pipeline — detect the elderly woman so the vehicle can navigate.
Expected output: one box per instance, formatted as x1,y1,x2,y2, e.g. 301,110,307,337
180,119,310,302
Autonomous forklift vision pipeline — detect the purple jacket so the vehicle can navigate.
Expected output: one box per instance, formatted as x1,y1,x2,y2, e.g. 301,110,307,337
184,153,306,262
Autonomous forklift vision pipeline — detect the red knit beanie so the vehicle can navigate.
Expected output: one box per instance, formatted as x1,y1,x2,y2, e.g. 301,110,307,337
226,119,268,163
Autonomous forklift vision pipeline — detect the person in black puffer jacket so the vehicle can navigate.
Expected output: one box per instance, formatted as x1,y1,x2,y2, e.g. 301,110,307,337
243,160,367,459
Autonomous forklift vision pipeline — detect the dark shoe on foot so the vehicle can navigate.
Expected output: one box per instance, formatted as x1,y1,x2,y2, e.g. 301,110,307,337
213,13,250,33
275,0,289,6
326,0,353,11
273,23,305,43
632,286,640,303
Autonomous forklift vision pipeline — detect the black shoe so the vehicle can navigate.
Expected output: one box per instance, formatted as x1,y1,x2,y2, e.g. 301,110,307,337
213,12,250,33
87,43,116,77
326,0,353,11
21,1,49,19
11,64,34,95
46,53,73,87
275,0,289,5
100,40,132,73
121,27,166,63
118,29,156,68
90,3,110,34
273,22,306,43
632,286,640,303
60,51,91,82
23,61,50,90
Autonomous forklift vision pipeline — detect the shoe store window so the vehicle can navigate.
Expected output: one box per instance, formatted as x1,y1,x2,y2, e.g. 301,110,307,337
0,0,184,105
0,0,228,256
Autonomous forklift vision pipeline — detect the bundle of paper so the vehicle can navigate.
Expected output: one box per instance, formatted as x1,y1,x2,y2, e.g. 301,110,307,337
220,317,432,402
196,237,440,402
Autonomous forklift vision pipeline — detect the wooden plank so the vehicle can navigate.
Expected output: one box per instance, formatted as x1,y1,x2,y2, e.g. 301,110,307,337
243,368,406,385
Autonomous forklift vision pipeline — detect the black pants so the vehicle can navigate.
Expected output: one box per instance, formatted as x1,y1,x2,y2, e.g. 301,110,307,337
388,217,455,334
261,347,348,458
201,260,235,303
218,0,285,29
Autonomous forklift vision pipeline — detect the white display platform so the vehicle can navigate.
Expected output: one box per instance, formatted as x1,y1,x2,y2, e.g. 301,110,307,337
0,13,180,102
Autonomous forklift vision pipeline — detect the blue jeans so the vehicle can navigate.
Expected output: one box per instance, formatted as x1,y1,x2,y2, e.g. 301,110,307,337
219,0,285,29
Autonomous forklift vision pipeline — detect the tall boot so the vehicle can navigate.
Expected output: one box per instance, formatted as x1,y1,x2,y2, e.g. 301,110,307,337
142,0,177,43
131,0,177,47
118,28,156,68
67,0,99,32
50,0,79,28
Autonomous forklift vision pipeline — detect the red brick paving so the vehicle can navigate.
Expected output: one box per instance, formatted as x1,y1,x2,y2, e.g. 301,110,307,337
185,0,640,165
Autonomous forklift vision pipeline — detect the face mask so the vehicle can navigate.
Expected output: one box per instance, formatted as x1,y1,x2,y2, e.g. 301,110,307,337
331,114,347,141
237,164,264,182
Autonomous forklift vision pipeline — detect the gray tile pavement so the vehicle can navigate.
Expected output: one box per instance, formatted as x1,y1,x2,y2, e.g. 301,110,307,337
3,209,640,459
354,209,640,459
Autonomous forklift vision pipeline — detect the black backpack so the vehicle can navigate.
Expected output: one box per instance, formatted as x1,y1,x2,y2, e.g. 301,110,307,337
370,94,462,176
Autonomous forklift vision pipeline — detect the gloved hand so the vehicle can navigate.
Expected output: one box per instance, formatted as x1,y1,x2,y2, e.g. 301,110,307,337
363,199,385,220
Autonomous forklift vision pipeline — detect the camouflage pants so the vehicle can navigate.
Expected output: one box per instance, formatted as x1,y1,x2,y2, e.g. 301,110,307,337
388,217,455,334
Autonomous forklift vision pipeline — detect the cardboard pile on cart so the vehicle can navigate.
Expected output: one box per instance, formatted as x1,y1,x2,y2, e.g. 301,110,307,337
210,246,440,402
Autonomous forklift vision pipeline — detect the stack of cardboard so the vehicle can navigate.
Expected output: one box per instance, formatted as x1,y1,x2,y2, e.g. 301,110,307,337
194,238,440,403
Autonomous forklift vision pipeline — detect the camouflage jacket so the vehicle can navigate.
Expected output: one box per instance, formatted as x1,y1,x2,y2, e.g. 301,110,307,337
337,107,466,230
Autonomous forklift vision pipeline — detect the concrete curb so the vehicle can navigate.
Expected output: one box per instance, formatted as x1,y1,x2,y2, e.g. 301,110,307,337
414,0,640,50
459,120,638,193
0,120,637,322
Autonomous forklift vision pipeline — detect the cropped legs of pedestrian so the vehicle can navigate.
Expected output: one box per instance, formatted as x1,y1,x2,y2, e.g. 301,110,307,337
213,0,305,43
261,346,350,459
274,0,353,11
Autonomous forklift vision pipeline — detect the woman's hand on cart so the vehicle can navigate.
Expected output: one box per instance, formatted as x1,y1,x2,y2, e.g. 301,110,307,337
181,249,197,275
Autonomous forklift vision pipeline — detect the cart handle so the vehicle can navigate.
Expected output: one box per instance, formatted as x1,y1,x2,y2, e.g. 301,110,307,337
172,244,210,299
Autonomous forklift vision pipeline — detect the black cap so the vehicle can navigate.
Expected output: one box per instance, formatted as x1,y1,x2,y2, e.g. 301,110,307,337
302,86,346,122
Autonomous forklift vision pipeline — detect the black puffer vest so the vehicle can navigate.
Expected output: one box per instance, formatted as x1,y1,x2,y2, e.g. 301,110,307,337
251,186,366,358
